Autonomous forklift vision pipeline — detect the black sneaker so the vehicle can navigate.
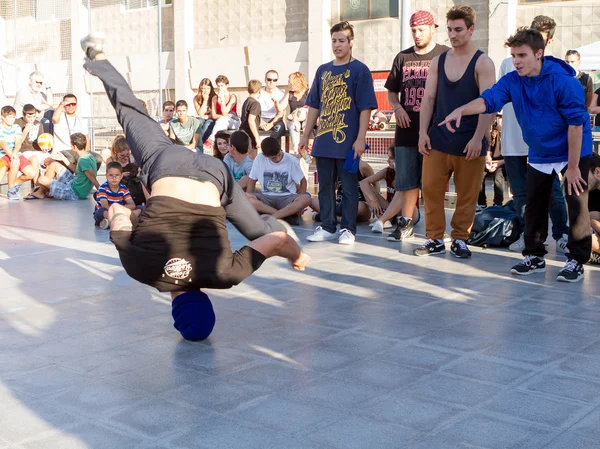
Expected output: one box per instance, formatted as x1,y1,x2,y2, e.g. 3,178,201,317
283,214,300,226
589,252,600,265
556,259,584,283
413,239,445,257
511,255,546,275
387,217,414,242
312,212,321,222
450,239,472,259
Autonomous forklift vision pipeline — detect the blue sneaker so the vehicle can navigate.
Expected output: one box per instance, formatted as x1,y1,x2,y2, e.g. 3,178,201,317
7,185,20,200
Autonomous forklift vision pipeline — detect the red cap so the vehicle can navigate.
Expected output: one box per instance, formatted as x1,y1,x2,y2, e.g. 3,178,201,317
410,10,437,28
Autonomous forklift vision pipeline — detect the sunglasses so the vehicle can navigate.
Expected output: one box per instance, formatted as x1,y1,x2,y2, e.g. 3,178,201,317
34,81,43,85
65,103,77,107
266,78,278,82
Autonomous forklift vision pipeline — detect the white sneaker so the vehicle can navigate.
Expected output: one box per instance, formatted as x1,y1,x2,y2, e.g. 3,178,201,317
371,220,384,233
369,220,392,229
338,228,355,245
556,233,568,254
509,233,524,252
306,226,337,242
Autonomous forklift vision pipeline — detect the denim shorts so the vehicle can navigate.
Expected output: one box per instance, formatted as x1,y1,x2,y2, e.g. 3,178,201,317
394,146,423,191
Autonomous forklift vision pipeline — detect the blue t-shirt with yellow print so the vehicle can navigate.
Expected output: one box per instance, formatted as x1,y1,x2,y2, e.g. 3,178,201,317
306,59,377,159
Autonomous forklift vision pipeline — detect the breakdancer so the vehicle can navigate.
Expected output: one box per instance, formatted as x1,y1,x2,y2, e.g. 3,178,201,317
81,34,309,341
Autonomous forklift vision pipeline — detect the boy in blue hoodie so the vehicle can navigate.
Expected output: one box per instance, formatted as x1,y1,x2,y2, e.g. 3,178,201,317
439,27,592,282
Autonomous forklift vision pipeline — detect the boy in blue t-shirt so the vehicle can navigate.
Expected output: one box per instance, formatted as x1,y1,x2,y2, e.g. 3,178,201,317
0,106,37,200
300,21,377,245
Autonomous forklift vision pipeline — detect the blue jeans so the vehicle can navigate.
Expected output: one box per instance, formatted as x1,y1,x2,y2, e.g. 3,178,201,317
316,157,358,234
197,118,214,143
504,156,568,239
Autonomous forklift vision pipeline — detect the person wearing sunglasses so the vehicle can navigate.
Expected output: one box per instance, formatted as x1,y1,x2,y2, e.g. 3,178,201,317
258,70,287,141
52,94,87,152
13,71,53,120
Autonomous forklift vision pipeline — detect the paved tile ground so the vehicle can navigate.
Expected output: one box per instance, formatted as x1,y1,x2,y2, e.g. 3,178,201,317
1,194,600,449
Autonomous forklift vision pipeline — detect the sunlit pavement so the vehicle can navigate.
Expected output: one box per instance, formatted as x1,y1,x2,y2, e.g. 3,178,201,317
1,194,599,449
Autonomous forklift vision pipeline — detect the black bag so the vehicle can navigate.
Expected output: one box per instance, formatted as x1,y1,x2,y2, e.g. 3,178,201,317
468,201,519,247
121,163,145,206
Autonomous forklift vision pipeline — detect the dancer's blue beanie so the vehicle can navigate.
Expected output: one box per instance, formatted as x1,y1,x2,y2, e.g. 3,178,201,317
171,290,215,341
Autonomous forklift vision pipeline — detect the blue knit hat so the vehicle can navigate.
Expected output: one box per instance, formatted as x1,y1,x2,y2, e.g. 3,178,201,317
171,290,215,341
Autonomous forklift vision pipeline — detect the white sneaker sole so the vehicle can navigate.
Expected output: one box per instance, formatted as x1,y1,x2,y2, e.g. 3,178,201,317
510,267,546,275
556,274,583,283
413,249,446,257
338,238,355,245
306,234,337,242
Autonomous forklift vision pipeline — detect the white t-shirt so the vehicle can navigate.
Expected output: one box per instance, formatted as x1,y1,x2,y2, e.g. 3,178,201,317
258,88,286,120
53,112,87,151
14,87,47,119
499,58,528,157
249,152,305,195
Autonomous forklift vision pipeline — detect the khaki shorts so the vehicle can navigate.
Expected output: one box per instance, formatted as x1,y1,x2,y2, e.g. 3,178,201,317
252,192,305,210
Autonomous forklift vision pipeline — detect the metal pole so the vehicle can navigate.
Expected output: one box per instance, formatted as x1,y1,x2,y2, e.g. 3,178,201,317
157,0,163,117
87,0,95,151
14,0,18,93
400,0,411,50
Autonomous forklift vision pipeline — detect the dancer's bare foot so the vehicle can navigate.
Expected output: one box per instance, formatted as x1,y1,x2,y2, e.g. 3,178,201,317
291,252,310,271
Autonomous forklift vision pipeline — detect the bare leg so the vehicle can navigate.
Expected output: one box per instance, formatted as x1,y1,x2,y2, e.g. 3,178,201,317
7,166,17,189
272,195,312,219
248,232,310,271
16,166,36,185
247,194,279,215
310,197,320,212
357,202,371,222
400,189,420,220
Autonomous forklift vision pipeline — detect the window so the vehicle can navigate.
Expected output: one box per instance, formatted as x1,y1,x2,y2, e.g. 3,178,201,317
32,0,69,21
121,0,172,10
340,0,399,21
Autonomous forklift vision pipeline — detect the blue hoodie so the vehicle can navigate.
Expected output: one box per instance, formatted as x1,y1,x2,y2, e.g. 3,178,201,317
480,56,592,164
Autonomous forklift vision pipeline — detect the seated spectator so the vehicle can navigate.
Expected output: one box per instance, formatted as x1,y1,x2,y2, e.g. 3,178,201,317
565,50,593,107
169,100,201,150
29,133,99,200
158,100,176,137
14,71,53,121
0,106,36,200
205,75,239,152
239,80,262,154
258,70,286,140
223,130,253,190
246,136,311,225
53,94,87,152
311,160,374,225
16,104,44,182
213,131,230,161
106,135,145,206
94,161,142,229
282,72,309,154
478,119,506,210
587,153,600,264
360,146,402,233
193,78,216,143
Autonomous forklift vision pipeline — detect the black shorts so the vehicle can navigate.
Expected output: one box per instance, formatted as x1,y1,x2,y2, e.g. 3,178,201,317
110,196,266,292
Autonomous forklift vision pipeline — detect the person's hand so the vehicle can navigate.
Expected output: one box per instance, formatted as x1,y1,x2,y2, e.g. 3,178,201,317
370,199,383,216
122,171,131,178
564,166,587,196
262,122,273,131
464,137,482,161
353,138,366,158
298,135,309,154
488,162,497,173
394,107,411,128
10,156,19,170
52,152,68,163
438,107,464,133
418,133,431,156
202,92,209,101
43,157,53,167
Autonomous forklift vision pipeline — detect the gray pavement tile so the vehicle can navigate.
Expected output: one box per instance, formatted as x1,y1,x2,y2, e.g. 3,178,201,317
224,360,317,390
543,433,600,449
19,420,149,449
333,357,430,389
571,407,600,440
442,357,534,385
522,371,600,403
358,391,463,432
403,373,502,407
433,413,553,449
174,347,257,375
44,379,150,418
101,398,210,439
485,390,584,427
0,400,83,445
286,374,389,409
505,299,575,317
559,355,600,380
109,364,206,394
306,415,423,449
577,339,600,358
159,378,270,414
483,341,568,366
0,350,52,376
286,345,370,372
419,329,495,352
168,415,280,449
375,344,461,370
3,365,88,399
226,394,340,432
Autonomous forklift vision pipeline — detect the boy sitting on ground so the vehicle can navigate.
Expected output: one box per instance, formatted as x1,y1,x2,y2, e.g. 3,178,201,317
94,161,142,229
0,106,36,200
246,136,312,225
223,130,253,191
29,133,99,200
